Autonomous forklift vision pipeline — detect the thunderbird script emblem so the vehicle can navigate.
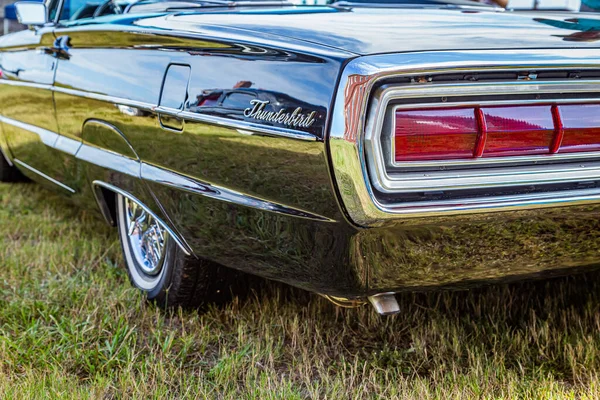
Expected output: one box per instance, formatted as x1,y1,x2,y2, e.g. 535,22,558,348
244,100,316,129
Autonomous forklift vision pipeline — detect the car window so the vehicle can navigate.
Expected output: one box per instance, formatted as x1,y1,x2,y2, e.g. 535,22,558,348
59,0,104,21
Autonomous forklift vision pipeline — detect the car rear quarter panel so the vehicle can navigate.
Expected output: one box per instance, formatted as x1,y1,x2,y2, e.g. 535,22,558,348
51,24,369,296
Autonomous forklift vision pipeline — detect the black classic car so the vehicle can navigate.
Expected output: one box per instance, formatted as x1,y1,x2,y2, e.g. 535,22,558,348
2,0,600,315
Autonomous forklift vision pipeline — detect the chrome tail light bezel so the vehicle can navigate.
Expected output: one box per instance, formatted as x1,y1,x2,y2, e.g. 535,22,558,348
328,49,600,226
367,83,600,195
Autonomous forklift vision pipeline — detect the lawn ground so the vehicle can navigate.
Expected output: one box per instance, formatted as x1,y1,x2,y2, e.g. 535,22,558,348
1,182,600,399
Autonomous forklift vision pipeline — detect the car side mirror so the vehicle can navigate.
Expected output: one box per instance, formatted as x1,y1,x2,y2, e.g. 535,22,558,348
14,2,47,26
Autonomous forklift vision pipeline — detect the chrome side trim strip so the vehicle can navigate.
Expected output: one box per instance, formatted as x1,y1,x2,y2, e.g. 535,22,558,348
92,180,193,256
53,86,156,112
158,107,317,142
76,143,141,178
56,86,317,141
328,49,600,226
0,80,318,141
0,115,59,147
0,80,51,91
140,162,335,222
13,159,76,193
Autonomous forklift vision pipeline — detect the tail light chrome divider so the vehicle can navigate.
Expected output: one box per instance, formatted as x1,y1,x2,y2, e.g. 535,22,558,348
328,49,600,226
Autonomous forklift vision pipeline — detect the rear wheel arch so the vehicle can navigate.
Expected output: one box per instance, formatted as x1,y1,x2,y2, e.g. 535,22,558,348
113,188,241,308
91,180,193,256
79,121,244,306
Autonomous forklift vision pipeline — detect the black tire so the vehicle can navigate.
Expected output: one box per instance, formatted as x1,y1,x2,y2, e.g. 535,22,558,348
0,152,26,182
116,193,236,308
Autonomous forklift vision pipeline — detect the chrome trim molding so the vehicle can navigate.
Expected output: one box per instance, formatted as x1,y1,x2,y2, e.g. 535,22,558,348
13,158,75,193
385,86,600,169
369,92,600,194
169,108,317,142
140,162,335,222
92,183,116,226
367,187,600,215
58,86,317,141
0,79,51,91
329,49,600,226
0,80,318,141
0,115,59,147
54,86,156,113
374,162,600,194
92,180,193,256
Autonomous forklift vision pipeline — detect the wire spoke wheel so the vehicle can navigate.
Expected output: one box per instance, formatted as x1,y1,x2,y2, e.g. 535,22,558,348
124,197,168,276
116,192,236,307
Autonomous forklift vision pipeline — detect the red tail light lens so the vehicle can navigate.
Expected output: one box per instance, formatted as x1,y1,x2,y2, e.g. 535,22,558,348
557,105,600,154
481,106,554,157
393,103,600,162
394,109,478,161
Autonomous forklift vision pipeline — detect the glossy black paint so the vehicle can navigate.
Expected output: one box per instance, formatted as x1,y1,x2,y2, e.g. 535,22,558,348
0,28,67,188
1,6,600,299
140,8,600,54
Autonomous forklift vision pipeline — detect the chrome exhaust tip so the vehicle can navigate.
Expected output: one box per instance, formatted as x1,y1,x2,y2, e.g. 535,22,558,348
368,293,400,315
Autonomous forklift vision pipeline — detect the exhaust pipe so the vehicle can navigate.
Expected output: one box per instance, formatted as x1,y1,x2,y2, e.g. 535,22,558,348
368,293,400,315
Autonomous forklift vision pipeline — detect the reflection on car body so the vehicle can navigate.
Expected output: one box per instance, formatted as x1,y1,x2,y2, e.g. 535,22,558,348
189,85,325,130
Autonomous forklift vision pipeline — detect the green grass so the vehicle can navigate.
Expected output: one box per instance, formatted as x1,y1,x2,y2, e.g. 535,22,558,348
1,183,600,399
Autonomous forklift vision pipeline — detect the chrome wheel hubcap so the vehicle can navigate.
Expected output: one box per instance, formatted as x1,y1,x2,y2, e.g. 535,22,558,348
124,197,168,276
